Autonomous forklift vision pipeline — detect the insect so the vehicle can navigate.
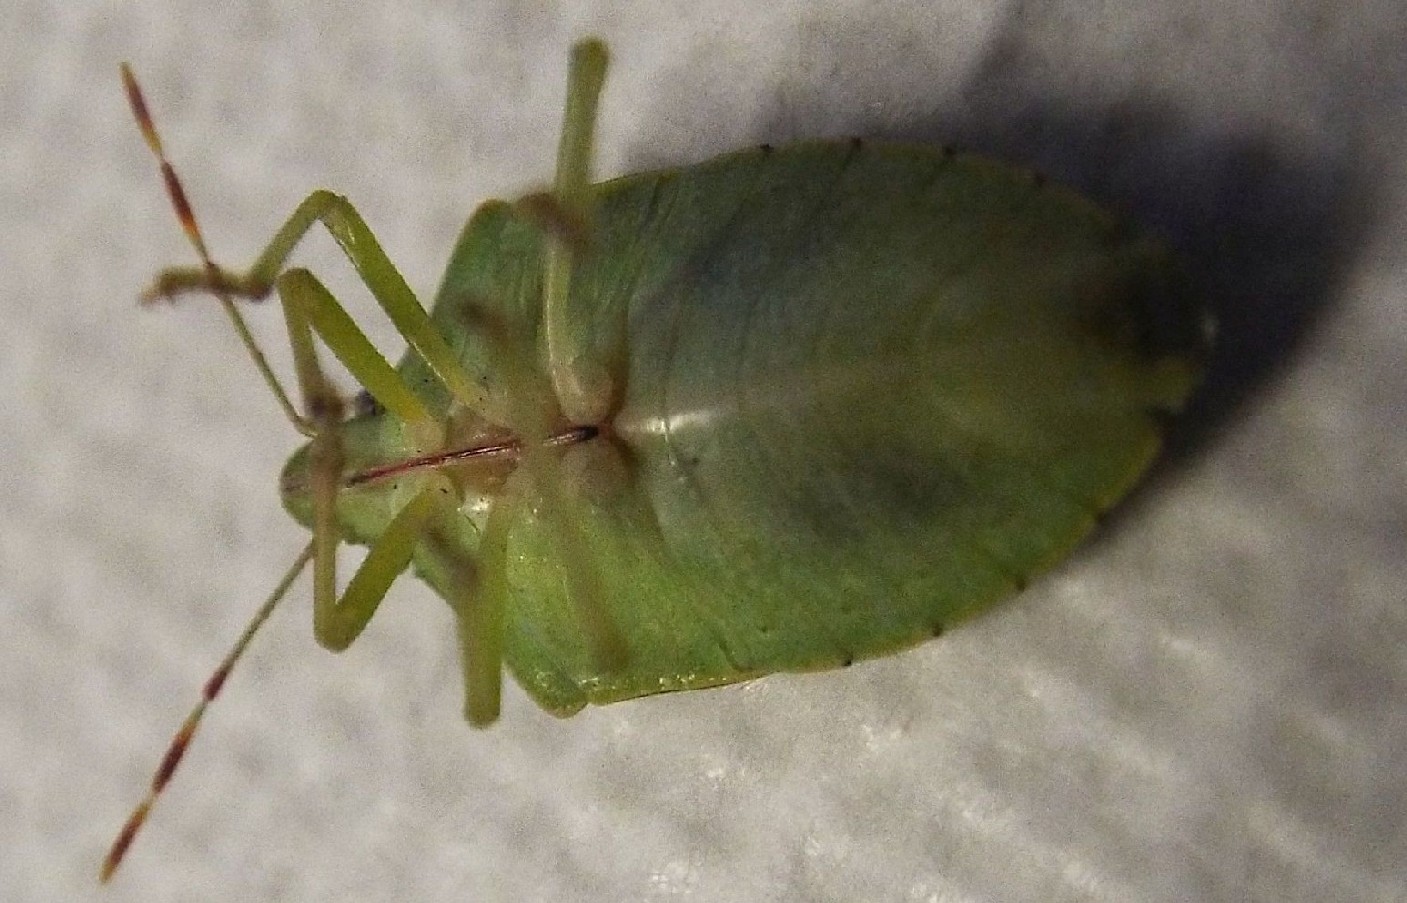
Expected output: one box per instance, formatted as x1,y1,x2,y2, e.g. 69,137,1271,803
105,38,1209,880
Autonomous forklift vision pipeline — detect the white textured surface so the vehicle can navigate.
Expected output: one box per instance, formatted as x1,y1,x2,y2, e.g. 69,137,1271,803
3,2,1405,901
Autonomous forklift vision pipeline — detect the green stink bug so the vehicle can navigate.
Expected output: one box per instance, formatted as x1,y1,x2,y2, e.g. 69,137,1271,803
105,37,1208,880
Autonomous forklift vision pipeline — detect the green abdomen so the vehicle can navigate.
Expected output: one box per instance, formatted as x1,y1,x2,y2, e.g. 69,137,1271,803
448,142,1206,714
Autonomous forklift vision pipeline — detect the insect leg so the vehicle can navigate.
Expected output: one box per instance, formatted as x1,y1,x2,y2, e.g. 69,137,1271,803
470,308,628,676
311,484,445,652
145,190,492,420
471,45,628,678
276,268,442,449
517,438,628,675
448,467,524,726
541,38,618,425
123,66,491,431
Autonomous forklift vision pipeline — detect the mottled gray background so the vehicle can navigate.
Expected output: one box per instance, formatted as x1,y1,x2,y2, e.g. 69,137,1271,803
3,1,1403,901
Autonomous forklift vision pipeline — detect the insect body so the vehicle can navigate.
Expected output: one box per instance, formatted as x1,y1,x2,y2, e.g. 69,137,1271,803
106,39,1208,879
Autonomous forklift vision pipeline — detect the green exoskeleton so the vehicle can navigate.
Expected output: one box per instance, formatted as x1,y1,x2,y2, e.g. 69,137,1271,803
105,38,1208,881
